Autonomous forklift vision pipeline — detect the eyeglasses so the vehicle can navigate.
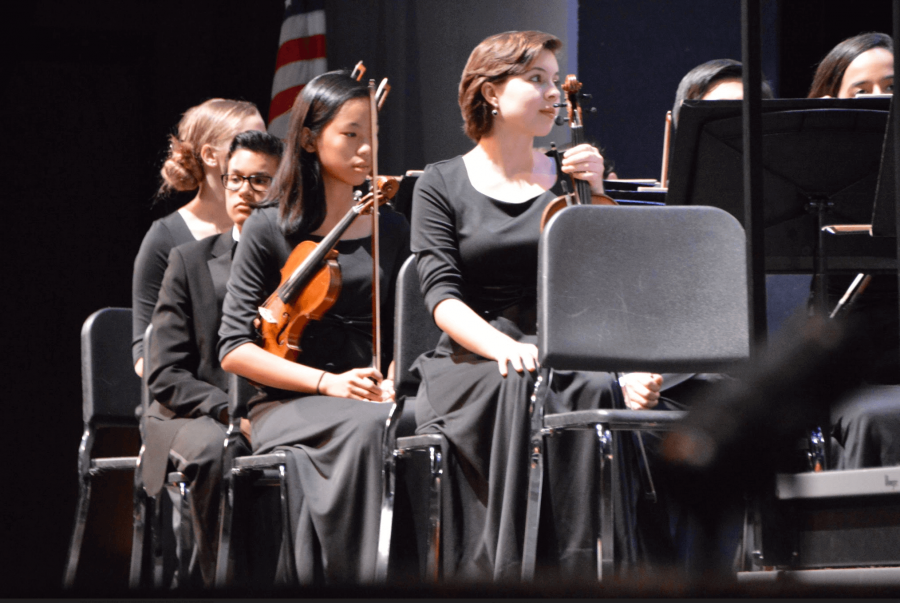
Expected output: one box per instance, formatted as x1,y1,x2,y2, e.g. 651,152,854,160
221,173,273,192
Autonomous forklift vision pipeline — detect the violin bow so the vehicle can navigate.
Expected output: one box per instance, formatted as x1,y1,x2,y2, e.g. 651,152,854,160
375,77,391,111
369,78,382,374
351,61,366,81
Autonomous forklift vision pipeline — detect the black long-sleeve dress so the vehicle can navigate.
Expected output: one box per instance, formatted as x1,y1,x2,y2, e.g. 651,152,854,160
826,276,900,469
218,204,410,584
133,211,197,364
410,156,622,582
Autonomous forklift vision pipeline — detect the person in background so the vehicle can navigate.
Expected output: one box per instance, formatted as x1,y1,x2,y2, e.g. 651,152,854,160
807,32,900,469
808,32,893,98
132,98,265,377
144,131,283,587
672,58,774,128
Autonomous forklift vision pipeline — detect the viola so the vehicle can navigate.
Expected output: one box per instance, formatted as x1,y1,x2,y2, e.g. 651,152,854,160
540,75,616,230
254,176,400,363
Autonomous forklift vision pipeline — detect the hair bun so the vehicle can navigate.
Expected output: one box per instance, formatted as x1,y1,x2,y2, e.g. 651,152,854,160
160,135,204,192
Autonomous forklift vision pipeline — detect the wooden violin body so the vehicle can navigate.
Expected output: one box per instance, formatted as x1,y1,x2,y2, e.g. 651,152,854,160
540,184,617,228
254,176,400,363
256,242,342,362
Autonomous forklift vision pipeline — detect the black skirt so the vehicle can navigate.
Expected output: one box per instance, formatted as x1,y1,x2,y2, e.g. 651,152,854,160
249,395,393,584
412,316,620,582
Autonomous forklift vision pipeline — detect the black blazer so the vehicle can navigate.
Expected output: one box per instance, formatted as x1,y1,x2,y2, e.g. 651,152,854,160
143,230,235,495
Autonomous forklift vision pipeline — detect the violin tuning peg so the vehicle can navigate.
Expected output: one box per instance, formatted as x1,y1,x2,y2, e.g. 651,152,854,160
554,116,567,126
580,93,592,100
589,107,598,114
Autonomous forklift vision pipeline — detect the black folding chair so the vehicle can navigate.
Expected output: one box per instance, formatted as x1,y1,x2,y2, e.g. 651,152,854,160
214,373,293,588
375,255,445,583
129,324,193,589
63,308,143,589
521,205,750,582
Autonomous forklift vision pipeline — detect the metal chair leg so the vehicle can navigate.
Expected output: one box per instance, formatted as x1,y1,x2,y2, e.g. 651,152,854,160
129,453,149,589
63,477,92,588
424,444,443,583
63,428,94,589
375,450,397,582
277,463,297,585
521,372,551,582
151,488,165,588
375,398,404,583
214,468,237,588
597,424,614,582
521,433,545,582
173,476,192,587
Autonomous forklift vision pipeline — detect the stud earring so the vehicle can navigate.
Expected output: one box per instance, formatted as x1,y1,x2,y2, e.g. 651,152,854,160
491,107,498,116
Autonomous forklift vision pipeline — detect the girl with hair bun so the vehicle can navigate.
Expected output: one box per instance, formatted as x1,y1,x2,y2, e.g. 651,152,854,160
132,99,265,375
217,70,410,583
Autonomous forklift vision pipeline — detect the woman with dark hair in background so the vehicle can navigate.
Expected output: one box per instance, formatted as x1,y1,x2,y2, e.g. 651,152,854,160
806,33,900,469
217,71,410,584
144,131,283,587
672,58,774,128
132,99,265,377
808,32,893,98
410,30,665,582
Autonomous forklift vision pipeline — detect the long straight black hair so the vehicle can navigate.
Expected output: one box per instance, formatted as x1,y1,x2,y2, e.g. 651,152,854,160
264,71,369,237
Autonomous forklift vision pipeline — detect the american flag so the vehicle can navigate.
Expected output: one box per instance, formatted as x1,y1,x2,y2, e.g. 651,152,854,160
268,0,327,139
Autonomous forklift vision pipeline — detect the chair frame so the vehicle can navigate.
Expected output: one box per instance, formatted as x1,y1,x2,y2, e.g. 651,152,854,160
63,308,142,590
129,323,196,589
214,374,295,588
521,205,749,583
375,255,446,584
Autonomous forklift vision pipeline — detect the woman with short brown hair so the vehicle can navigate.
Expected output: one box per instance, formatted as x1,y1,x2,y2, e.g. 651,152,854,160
410,30,663,582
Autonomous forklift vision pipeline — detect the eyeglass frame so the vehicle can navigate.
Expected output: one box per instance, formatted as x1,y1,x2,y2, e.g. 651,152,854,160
221,173,273,193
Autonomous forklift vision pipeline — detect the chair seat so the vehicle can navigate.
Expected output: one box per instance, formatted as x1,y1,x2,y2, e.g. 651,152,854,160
396,434,444,451
90,457,139,474
543,409,687,431
166,471,189,485
231,451,288,472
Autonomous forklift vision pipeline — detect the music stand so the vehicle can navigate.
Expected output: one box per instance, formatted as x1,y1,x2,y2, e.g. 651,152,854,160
668,98,896,315
873,97,898,238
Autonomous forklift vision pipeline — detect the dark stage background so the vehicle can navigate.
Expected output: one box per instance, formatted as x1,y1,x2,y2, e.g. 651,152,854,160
5,0,892,596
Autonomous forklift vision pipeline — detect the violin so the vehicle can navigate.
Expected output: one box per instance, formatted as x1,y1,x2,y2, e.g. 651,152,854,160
254,176,400,363
540,75,616,230
255,64,394,378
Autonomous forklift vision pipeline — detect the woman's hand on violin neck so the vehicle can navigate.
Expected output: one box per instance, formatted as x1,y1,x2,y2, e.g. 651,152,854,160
319,367,392,402
489,339,540,377
561,143,606,195
620,372,663,410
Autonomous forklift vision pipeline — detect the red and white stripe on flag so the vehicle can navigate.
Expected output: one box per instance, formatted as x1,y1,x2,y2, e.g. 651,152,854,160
268,0,327,139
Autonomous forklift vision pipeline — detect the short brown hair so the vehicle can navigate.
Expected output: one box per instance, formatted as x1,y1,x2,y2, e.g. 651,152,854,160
459,31,562,142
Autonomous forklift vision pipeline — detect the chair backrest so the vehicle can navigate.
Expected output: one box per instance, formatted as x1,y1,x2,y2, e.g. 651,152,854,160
228,372,257,420
81,307,142,426
538,205,749,373
394,255,442,398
